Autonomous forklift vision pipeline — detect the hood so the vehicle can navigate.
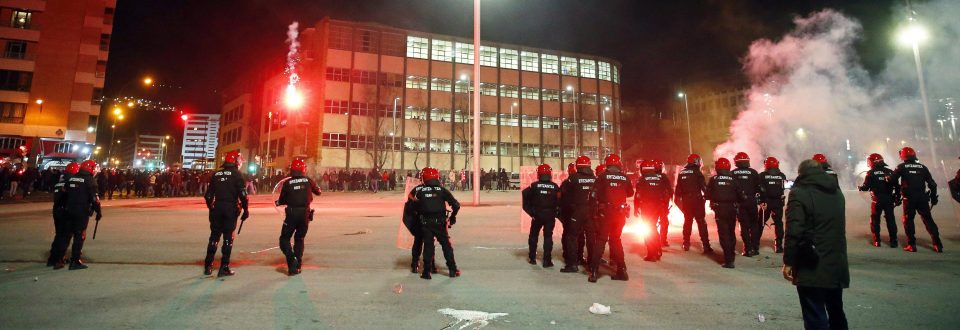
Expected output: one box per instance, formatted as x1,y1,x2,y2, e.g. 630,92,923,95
795,162,839,193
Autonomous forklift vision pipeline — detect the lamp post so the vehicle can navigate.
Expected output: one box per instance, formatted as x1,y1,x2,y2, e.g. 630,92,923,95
471,0,481,205
678,92,693,154
566,86,579,156
509,102,517,173
392,97,400,170
896,6,939,171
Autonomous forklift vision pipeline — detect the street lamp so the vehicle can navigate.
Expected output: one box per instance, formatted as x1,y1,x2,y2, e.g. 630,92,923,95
565,85,579,156
895,10,939,170
510,102,517,173
677,92,693,154
35,99,43,113
392,96,400,170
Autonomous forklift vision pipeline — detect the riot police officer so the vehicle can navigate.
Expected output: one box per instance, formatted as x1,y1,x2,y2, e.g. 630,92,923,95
54,160,102,270
652,159,672,247
409,167,461,279
858,153,900,248
813,153,839,184
560,156,595,273
891,147,942,253
675,154,712,253
202,151,250,277
634,160,670,261
275,159,321,275
706,158,743,268
759,157,788,253
47,162,79,267
732,152,761,257
523,164,560,267
588,154,634,282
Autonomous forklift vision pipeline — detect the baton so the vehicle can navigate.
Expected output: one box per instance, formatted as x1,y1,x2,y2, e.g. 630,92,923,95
92,220,100,240
237,219,246,234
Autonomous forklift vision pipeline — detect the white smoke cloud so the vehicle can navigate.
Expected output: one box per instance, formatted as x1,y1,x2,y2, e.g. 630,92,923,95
714,1,960,181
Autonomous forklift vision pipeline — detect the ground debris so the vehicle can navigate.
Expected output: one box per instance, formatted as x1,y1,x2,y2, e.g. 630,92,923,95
589,303,611,315
344,229,372,235
438,308,508,330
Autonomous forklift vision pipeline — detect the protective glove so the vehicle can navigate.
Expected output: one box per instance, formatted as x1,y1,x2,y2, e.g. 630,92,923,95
894,198,902,207
241,209,250,220
931,195,939,206
449,215,457,225
95,212,102,221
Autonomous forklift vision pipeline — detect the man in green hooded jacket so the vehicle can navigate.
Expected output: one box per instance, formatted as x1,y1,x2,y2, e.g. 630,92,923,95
783,159,849,330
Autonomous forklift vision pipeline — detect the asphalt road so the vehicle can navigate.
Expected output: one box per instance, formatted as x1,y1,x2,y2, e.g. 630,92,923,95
1,190,959,329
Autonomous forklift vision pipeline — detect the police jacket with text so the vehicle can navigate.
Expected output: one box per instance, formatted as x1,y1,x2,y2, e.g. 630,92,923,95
733,165,761,200
593,167,635,207
634,172,672,207
204,163,249,211
61,171,101,215
891,160,937,200
523,179,560,219
277,173,321,208
858,165,899,203
759,169,788,202
560,169,596,218
675,164,706,202
706,170,744,204
52,173,70,211
409,180,460,218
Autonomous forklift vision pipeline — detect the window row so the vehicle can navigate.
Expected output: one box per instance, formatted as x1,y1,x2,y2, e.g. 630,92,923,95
0,136,25,150
221,127,243,145
0,102,26,124
399,106,613,131
326,67,404,87
404,76,612,104
405,36,618,82
261,138,287,157
329,25,405,57
222,105,244,125
324,100,402,117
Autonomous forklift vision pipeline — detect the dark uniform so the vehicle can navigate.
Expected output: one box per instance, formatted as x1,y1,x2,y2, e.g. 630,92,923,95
675,164,711,251
559,168,595,271
634,171,671,260
275,174,321,274
55,170,101,269
409,181,461,279
759,169,788,252
523,179,560,266
203,163,249,275
858,165,900,246
589,167,634,281
404,199,437,273
733,165,761,256
47,173,71,266
706,170,743,267
891,160,941,251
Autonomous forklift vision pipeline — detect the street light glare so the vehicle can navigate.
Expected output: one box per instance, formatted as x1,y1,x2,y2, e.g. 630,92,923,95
127,101,135,107
35,99,43,105
113,108,122,115
677,92,685,98
897,24,929,46
143,77,154,86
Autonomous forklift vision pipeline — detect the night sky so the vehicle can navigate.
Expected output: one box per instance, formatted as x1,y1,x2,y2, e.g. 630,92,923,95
103,0,900,141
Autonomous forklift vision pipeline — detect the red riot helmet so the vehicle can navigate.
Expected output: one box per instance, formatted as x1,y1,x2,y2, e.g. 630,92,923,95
640,160,656,174
291,158,306,172
653,159,664,173
899,147,916,161
224,151,243,166
65,162,80,175
734,152,750,163
536,164,552,176
764,157,779,170
687,154,702,167
575,155,591,168
604,154,623,167
596,164,607,175
80,160,98,174
812,153,828,164
715,158,732,171
867,153,884,167
421,167,440,181
567,162,576,175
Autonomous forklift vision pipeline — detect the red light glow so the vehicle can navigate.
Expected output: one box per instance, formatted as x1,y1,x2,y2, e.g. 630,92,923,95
181,114,189,121
284,85,304,110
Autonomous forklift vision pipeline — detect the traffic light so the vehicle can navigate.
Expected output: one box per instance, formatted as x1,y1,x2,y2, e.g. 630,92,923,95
248,163,258,174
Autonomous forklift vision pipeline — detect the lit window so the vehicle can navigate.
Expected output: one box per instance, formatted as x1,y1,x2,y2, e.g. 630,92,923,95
520,51,539,72
480,112,497,125
455,42,474,64
406,36,428,59
579,59,596,78
582,93,598,105
541,89,560,102
521,87,539,100
404,106,428,120
541,54,559,74
330,25,353,51
405,76,427,89
499,49,518,69
431,39,453,62
500,113,519,127
561,57,578,76
542,116,561,129
521,115,539,128
479,83,497,96
454,80,472,93
598,62,611,81
430,108,452,122
500,85,518,98
612,66,619,83
430,78,452,92
476,46,497,67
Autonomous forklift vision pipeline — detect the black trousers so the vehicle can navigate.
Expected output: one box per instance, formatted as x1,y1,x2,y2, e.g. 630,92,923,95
205,207,239,268
797,286,848,330
639,203,662,258
48,209,69,263
738,199,760,251
421,215,456,273
279,207,310,260
589,207,626,271
528,215,556,261
902,198,940,245
561,212,586,267
713,203,737,264
52,210,89,262
762,200,785,247
870,201,897,242
680,198,710,246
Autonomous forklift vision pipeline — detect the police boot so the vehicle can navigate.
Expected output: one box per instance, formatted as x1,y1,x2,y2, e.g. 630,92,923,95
410,261,419,274
68,259,88,270
722,262,735,269
903,244,918,252
774,239,783,253
543,254,554,268
286,255,299,276
203,263,214,276
527,253,537,265
933,238,944,253
889,239,898,248
611,267,629,281
871,235,881,247
218,266,236,277
53,259,67,270
587,268,599,283
560,265,578,273
46,256,56,267
682,240,690,251
703,243,714,254
449,266,461,278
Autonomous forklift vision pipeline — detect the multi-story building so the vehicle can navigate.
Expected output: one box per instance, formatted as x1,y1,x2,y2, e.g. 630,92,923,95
677,88,748,162
224,18,623,175
182,113,219,170
0,0,116,167
116,134,165,169
215,77,263,174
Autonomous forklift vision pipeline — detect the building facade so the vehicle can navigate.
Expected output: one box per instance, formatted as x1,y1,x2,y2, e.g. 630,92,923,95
226,18,623,175
182,113,219,170
116,134,165,169
0,0,115,166
678,88,747,162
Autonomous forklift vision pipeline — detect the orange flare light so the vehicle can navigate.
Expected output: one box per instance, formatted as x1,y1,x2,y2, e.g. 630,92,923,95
284,85,304,110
